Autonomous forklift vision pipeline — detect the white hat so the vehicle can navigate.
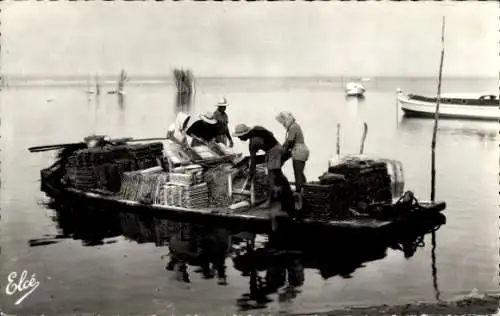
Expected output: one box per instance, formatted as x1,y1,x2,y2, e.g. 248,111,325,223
215,97,229,107
199,112,217,124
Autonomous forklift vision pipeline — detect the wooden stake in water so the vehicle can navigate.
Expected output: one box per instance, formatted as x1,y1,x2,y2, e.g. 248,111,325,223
336,123,341,156
431,16,445,202
395,90,400,127
359,122,368,155
118,69,126,95
95,75,100,96
430,16,445,303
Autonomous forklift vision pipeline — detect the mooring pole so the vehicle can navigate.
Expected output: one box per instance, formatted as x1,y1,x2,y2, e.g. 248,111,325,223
431,17,445,202
430,16,446,302
336,123,341,156
395,90,399,127
359,122,368,155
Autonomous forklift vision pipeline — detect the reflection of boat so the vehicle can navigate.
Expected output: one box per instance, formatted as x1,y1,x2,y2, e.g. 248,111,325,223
231,212,445,308
38,202,232,284
345,94,365,102
345,82,366,97
34,197,445,310
397,90,500,121
398,116,498,141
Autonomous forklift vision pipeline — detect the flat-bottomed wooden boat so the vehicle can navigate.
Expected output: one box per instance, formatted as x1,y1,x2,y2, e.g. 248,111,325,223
41,160,446,236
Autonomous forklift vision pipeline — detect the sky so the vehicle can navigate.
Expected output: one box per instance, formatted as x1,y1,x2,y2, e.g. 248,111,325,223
1,1,498,78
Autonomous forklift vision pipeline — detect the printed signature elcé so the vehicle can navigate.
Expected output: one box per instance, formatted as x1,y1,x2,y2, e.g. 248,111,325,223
5,270,40,305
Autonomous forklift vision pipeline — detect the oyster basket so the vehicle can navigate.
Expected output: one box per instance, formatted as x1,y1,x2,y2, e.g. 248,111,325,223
302,182,349,221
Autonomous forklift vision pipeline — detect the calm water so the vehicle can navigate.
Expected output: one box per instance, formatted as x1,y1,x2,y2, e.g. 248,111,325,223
1,77,498,314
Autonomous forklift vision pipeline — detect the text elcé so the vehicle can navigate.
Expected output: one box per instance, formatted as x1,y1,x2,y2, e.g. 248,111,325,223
5,270,40,305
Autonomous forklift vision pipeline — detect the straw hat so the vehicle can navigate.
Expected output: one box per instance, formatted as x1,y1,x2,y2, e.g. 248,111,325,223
215,97,229,107
199,112,217,124
233,124,252,137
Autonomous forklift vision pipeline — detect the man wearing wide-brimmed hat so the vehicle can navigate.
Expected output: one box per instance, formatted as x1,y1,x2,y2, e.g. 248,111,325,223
233,124,295,213
213,97,233,148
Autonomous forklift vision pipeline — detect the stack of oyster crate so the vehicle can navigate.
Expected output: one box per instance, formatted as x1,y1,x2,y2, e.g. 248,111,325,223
162,165,209,209
64,142,164,192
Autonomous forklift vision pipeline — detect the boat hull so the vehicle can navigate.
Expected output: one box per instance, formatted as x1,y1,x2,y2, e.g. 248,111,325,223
398,92,500,121
346,88,365,97
40,162,446,237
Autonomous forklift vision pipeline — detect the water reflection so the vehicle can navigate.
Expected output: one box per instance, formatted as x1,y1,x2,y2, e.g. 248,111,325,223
398,117,498,142
164,222,231,285
117,93,126,134
431,231,441,301
344,95,365,119
175,92,193,115
344,94,366,103
232,213,445,310
39,202,232,285
28,201,122,247
34,201,446,311
118,93,125,111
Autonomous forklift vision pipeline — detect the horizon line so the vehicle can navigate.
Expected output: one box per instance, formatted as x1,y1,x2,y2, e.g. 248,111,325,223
1,74,496,80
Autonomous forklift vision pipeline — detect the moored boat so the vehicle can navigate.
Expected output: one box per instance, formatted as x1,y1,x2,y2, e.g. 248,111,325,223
36,135,446,236
345,82,366,97
397,89,500,121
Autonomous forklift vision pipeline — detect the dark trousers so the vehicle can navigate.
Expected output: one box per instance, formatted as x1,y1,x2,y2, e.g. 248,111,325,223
269,169,295,217
281,151,307,193
292,160,307,193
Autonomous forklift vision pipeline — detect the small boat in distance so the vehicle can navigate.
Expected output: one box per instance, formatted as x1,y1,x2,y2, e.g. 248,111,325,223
345,81,366,97
397,89,500,121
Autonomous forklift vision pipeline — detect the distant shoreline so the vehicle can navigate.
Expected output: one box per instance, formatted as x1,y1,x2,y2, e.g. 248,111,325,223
1,74,496,81
294,293,500,316
1,75,496,88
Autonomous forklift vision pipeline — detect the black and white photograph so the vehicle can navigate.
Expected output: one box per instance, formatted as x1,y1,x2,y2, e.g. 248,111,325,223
0,1,498,315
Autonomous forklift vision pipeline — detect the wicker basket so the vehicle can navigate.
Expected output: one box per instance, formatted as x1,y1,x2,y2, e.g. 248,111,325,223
302,181,349,221
328,159,393,206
